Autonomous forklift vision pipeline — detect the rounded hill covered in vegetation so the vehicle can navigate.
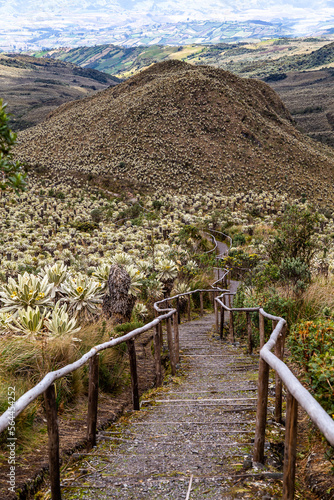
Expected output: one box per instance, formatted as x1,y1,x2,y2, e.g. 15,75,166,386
14,60,334,204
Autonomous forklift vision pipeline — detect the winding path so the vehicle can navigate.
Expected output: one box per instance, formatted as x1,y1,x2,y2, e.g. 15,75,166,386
59,312,264,499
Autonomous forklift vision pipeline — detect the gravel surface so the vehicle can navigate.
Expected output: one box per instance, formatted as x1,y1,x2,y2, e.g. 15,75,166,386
59,311,270,499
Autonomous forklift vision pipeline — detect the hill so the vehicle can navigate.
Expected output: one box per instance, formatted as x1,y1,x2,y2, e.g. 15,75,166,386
14,60,334,204
34,39,334,147
0,53,120,130
35,38,331,80
34,44,192,79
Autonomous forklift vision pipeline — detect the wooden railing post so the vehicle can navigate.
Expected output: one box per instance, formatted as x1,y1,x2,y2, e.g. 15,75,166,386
87,354,99,451
166,317,176,376
126,339,140,410
283,390,298,500
158,318,163,345
220,303,224,339
44,383,61,500
274,325,286,424
259,312,265,348
187,295,191,322
229,309,234,342
246,311,252,354
200,292,204,316
215,298,219,334
173,312,179,364
176,296,181,324
154,323,162,387
253,357,270,464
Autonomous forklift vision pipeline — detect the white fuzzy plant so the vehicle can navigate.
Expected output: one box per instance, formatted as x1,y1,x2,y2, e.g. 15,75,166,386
60,274,103,319
0,311,13,335
44,302,81,336
124,264,144,297
156,259,178,282
9,306,50,337
0,272,54,314
39,260,69,297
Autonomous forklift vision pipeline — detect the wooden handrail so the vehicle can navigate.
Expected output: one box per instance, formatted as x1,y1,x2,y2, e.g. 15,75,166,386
4,229,334,499
203,231,218,254
259,309,334,447
207,228,233,253
0,312,174,433
214,292,334,445
0,282,224,499
1,286,221,433
213,290,334,499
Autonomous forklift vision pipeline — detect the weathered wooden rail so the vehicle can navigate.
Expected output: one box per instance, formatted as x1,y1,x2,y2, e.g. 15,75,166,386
2,228,334,500
215,289,334,500
0,286,222,500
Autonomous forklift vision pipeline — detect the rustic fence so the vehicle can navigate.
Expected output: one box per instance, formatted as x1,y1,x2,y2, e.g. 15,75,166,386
214,289,334,500
1,229,334,499
0,286,223,500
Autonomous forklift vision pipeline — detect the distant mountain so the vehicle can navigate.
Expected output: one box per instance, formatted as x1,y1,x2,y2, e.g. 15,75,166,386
35,44,188,78
299,41,334,68
1,0,334,50
14,60,334,206
0,53,120,130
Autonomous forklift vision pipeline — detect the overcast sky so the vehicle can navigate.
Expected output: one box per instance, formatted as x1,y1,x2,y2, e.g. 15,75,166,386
1,0,334,45
1,0,334,20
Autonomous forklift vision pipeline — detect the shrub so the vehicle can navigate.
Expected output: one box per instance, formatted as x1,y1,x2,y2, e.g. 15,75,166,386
268,205,319,266
113,321,144,335
152,200,163,210
263,72,287,82
289,320,334,415
90,208,103,223
233,232,246,246
71,220,99,232
278,257,311,296
0,99,27,192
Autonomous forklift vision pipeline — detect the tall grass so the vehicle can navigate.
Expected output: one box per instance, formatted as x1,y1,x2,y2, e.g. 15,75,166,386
297,276,334,322
0,319,129,450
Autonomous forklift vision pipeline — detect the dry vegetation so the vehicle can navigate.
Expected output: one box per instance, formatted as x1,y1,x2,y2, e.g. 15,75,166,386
34,38,334,150
270,69,334,147
13,60,334,205
0,54,119,131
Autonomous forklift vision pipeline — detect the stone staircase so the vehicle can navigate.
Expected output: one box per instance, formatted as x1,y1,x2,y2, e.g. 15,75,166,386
56,312,283,499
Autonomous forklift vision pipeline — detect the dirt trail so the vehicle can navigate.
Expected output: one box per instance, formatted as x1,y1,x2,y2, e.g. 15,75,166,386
58,313,278,499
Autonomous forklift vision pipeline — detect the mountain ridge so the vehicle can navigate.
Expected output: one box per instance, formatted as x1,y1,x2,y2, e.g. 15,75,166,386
13,60,334,205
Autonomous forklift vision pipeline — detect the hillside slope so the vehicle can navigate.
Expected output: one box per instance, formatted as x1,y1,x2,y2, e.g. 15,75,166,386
14,60,334,203
270,69,334,148
35,38,331,79
0,53,120,130
33,39,334,147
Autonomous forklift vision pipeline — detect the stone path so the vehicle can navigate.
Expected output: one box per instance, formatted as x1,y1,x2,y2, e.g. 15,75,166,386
60,313,264,499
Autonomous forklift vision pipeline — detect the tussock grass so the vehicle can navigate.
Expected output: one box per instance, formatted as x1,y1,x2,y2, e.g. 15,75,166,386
0,318,129,449
297,276,334,321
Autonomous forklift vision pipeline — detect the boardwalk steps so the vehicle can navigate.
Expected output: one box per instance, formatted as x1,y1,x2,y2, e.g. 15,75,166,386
58,313,278,499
